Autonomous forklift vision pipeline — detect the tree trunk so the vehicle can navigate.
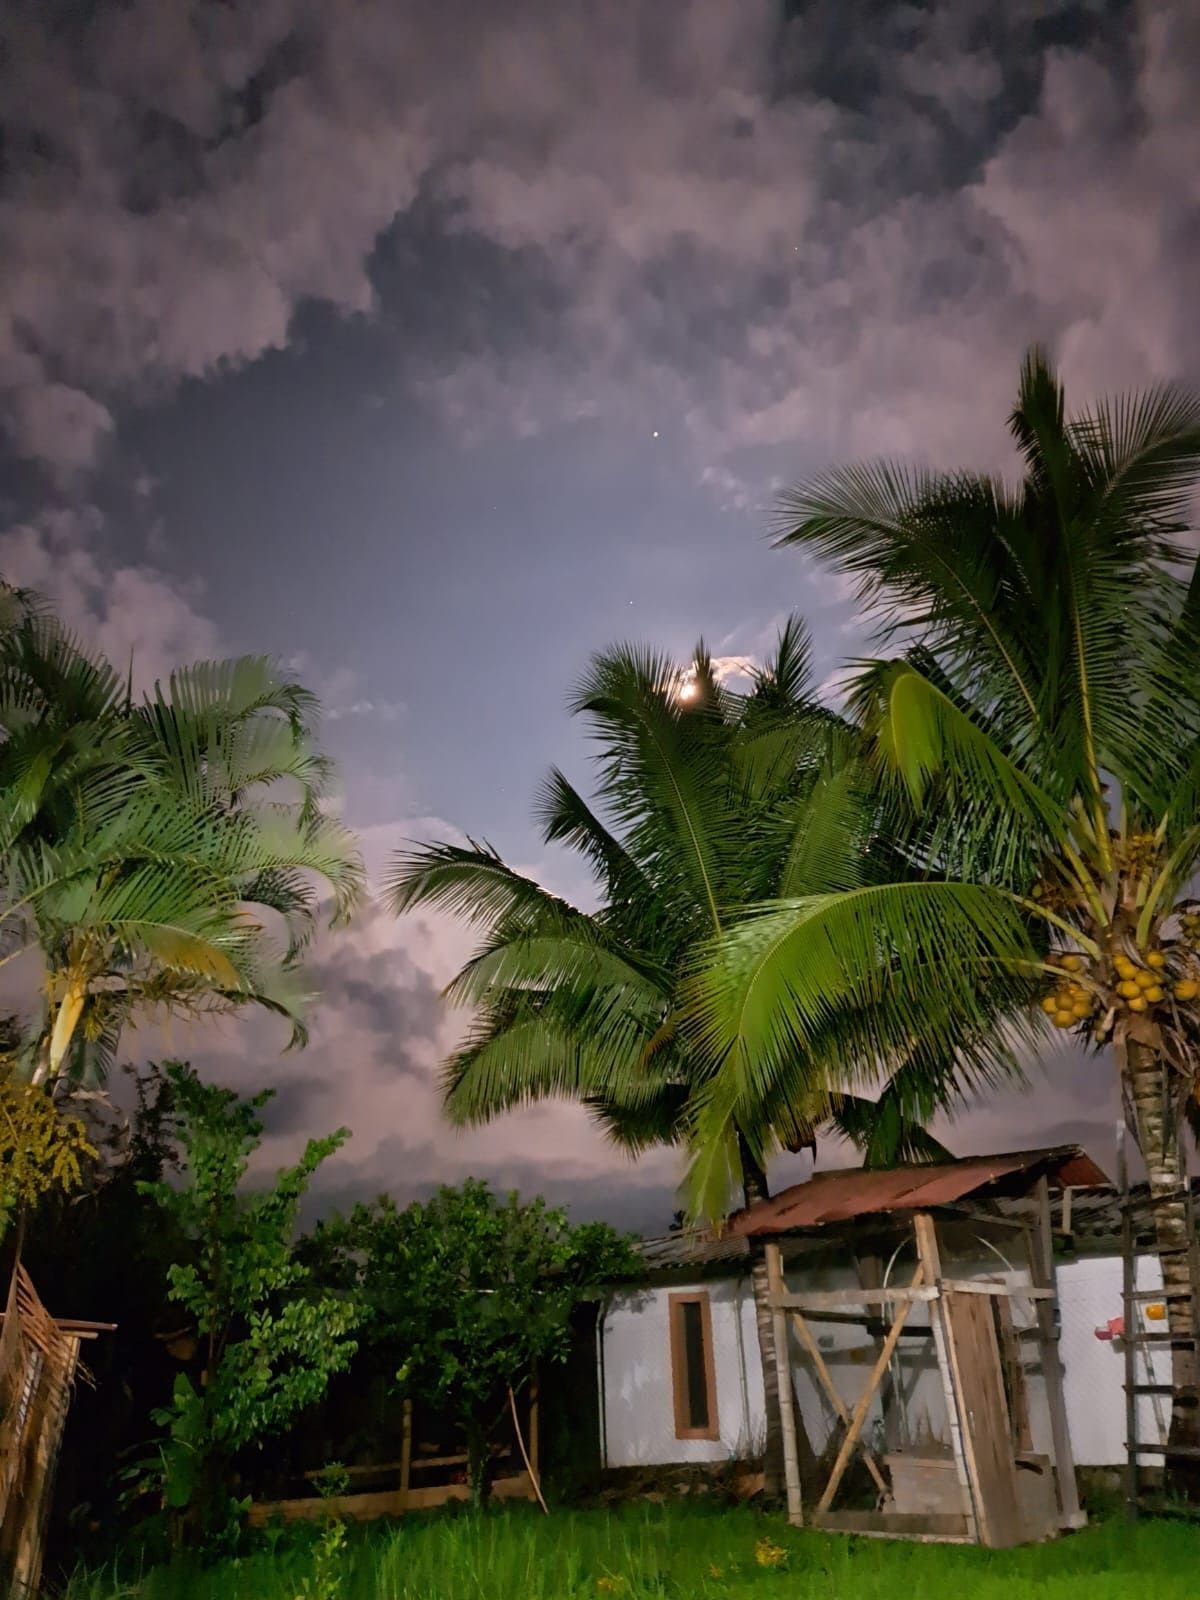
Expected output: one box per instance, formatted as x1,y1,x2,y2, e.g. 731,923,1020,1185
465,1418,492,1507
1125,1035,1200,1486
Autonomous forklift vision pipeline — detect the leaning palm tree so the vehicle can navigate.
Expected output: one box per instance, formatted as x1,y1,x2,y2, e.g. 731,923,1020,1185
0,587,365,1082
684,350,1200,1466
388,620,1015,1494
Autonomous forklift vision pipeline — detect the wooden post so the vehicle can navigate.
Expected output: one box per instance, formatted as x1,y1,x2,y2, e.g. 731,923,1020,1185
914,1213,977,1544
790,1310,890,1498
1031,1175,1084,1528
995,1296,1033,1453
815,1262,925,1518
765,1242,803,1526
400,1398,413,1512
528,1366,540,1481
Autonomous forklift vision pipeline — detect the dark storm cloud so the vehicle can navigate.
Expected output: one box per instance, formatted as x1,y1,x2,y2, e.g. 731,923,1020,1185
303,907,444,1064
5,0,1197,484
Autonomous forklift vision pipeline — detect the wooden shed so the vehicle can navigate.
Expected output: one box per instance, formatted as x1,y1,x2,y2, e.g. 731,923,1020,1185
729,1146,1106,1546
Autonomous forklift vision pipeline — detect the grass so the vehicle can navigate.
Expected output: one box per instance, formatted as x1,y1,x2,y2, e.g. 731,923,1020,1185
64,1502,1200,1599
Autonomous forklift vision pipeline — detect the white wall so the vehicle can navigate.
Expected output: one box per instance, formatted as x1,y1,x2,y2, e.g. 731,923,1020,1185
601,1276,765,1466
1057,1253,1168,1465
601,1251,1166,1470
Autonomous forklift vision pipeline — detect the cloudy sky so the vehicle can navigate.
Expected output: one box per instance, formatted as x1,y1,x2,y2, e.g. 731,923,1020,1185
2,0,1195,1229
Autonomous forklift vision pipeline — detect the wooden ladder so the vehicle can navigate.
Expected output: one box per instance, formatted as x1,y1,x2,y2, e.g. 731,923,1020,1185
1118,1120,1200,1518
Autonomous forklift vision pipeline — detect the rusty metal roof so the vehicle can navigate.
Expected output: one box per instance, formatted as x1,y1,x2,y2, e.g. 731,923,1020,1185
727,1145,1109,1239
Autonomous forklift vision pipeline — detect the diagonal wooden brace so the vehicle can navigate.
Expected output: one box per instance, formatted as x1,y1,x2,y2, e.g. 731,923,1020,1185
815,1261,926,1517
790,1308,890,1499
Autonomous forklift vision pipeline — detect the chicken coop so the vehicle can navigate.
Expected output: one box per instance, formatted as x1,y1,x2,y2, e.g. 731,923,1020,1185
729,1147,1106,1546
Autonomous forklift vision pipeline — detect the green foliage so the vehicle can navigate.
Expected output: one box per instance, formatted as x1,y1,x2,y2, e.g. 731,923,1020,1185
134,1064,358,1551
0,1067,96,1222
310,1180,639,1499
0,585,365,1083
390,619,979,1220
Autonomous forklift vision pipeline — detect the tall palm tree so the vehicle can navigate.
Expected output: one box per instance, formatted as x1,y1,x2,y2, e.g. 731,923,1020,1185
387,620,1012,1493
0,586,365,1082
684,351,1200,1465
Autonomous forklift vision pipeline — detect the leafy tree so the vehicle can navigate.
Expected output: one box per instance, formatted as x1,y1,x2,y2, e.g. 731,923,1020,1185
135,1063,358,1550
387,623,1018,1493
687,350,1200,1464
0,585,364,1083
310,1181,639,1502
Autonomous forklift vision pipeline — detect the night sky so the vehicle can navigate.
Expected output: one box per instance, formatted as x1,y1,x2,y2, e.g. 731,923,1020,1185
2,0,1195,1229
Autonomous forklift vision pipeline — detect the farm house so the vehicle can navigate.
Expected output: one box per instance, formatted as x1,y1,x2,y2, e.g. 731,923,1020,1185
597,1147,1173,1540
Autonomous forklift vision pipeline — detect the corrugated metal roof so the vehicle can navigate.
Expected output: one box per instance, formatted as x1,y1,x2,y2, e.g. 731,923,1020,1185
727,1145,1109,1238
636,1230,751,1272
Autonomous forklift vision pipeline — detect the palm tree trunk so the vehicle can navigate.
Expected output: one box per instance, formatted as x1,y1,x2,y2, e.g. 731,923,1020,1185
1125,1036,1200,1483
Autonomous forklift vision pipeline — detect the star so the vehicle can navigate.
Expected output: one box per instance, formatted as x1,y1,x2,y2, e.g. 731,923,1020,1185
652,430,659,438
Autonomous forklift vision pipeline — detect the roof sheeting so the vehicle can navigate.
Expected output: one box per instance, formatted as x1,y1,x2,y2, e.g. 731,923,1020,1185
726,1146,1109,1238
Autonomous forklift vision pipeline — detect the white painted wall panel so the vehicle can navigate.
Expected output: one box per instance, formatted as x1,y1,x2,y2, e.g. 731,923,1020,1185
1057,1254,1168,1465
601,1250,1168,1470
601,1277,765,1466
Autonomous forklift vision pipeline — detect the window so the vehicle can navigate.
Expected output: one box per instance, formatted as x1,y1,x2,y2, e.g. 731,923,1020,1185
668,1291,719,1440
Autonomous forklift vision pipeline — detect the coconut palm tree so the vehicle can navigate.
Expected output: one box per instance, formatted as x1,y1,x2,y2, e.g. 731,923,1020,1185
387,619,1016,1494
0,586,365,1082
683,350,1200,1465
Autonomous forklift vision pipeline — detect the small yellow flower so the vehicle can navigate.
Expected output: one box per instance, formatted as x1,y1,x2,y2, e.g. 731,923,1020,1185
708,1563,725,1578
754,1537,788,1568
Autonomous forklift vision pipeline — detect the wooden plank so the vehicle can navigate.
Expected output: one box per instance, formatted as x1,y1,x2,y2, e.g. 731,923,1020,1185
941,1290,1022,1548
914,1213,978,1546
812,1508,971,1542
815,1262,925,1517
938,1281,1054,1300
247,1471,535,1527
773,1286,937,1311
764,1243,803,1527
1031,1176,1084,1529
789,1309,890,1498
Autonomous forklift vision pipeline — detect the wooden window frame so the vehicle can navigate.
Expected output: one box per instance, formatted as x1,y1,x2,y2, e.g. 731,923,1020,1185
668,1290,719,1441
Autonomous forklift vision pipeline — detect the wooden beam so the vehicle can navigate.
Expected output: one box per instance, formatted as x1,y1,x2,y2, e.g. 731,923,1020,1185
789,1310,890,1499
771,1281,1048,1312
772,1286,937,1311
811,1509,971,1542
995,1296,1033,1454
815,1261,925,1517
1030,1178,1084,1529
937,1281,1054,1300
914,1212,978,1546
764,1242,804,1527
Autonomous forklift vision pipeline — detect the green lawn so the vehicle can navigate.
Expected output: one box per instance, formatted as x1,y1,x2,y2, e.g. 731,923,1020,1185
65,1503,1200,1600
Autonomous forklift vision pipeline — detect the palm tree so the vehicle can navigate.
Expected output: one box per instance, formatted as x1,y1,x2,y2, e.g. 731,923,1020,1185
684,351,1200,1465
0,586,365,1082
387,620,1009,1494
